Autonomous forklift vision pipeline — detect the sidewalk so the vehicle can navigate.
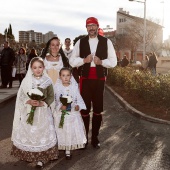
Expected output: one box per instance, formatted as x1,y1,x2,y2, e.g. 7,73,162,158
0,81,19,106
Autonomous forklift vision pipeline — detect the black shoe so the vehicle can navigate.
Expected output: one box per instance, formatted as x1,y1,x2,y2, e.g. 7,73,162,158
36,161,43,168
92,143,100,149
8,86,12,88
91,138,100,149
65,154,72,160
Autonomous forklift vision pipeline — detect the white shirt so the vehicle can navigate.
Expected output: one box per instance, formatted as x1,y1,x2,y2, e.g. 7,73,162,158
69,36,117,68
63,48,73,59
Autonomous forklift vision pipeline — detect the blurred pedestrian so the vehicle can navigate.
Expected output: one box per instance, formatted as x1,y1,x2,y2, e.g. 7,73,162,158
26,48,37,70
0,41,15,88
147,52,158,75
121,55,129,67
141,55,149,70
63,38,72,59
14,47,27,85
63,38,79,83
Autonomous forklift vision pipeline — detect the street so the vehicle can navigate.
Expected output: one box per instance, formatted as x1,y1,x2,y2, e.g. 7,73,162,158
1,89,170,170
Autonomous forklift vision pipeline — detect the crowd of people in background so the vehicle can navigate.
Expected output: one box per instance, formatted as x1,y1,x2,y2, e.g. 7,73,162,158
0,39,159,89
116,52,158,76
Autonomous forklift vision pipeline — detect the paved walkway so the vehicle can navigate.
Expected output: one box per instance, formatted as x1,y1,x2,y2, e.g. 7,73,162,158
1,89,170,170
0,81,19,106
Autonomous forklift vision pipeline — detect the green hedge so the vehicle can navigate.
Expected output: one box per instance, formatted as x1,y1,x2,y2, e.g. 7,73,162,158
107,66,170,108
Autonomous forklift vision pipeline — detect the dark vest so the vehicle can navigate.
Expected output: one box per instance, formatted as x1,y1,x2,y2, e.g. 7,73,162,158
78,35,108,78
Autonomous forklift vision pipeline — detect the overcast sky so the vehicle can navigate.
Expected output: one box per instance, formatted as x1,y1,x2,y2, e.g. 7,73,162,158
0,0,169,44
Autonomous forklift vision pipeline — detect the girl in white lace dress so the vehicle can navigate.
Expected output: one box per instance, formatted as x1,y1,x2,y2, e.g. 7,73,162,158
53,68,87,159
11,57,58,168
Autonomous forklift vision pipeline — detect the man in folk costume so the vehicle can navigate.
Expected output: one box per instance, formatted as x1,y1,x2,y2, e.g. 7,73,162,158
69,17,117,148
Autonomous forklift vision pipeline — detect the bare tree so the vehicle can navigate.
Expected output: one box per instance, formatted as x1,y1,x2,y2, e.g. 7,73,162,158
113,17,163,60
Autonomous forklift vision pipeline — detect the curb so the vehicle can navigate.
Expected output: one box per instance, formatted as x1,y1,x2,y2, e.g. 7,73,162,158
0,93,17,107
106,85,170,125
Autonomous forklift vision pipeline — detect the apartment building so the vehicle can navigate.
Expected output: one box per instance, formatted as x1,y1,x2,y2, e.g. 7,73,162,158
19,30,57,45
43,31,57,43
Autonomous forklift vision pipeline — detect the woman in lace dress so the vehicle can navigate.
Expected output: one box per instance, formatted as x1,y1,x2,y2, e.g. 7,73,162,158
54,68,87,160
41,37,69,85
11,57,58,168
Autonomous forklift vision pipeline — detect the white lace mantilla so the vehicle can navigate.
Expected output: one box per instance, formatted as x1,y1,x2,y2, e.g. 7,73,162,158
32,76,52,89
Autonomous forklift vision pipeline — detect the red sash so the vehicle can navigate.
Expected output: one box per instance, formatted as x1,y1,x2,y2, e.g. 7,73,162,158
79,67,105,93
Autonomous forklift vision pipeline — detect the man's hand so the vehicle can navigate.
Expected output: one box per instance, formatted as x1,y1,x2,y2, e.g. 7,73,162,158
94,56,102,65
84,54,93,63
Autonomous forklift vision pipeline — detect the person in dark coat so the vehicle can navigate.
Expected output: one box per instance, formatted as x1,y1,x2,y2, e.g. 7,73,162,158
26,48,37,70
0,41,15,88
121,55,129,67
147,52,158,76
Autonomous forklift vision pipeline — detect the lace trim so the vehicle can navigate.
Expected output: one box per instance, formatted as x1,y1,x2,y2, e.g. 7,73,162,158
32,76,52,89
58,143,85,150
13,139,57,152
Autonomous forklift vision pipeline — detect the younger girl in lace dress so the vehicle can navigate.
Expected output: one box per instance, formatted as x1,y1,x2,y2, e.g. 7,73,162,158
11,57,58,168
53,67,86,159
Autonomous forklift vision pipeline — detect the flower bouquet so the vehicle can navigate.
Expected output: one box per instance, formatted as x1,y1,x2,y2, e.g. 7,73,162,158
59,95,72,128
26,88,45,125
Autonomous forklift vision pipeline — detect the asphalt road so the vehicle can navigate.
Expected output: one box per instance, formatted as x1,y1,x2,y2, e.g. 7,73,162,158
1,90,170,170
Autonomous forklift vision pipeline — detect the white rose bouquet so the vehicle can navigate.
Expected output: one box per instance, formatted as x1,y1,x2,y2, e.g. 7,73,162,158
59,95,72,128
26,88,45,125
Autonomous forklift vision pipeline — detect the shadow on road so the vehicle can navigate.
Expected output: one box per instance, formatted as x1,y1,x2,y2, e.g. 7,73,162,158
1,90,170,170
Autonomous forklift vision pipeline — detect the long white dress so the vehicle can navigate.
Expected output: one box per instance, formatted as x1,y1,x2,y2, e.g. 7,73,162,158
53,81,87,150
11,74,58,163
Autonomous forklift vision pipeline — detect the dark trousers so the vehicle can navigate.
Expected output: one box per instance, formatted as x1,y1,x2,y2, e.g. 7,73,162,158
1,65,12,87
81,79,105,145
16,74,25,85
81,79,105,114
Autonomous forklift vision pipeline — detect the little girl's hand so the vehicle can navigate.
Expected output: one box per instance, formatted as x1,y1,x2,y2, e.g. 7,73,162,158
38,101,44,107
31,100,39,106
61,105,67,110
75,105,79,111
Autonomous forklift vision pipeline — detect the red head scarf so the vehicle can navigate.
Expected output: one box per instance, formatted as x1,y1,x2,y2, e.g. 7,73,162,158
98,28,104,36
86,17,99,26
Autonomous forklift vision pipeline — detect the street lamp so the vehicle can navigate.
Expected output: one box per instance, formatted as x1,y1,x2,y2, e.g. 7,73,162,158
129,0,146,60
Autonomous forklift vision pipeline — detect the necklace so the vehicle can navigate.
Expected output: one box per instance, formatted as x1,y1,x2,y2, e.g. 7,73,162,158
50,53,60,59
33,74,42,79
